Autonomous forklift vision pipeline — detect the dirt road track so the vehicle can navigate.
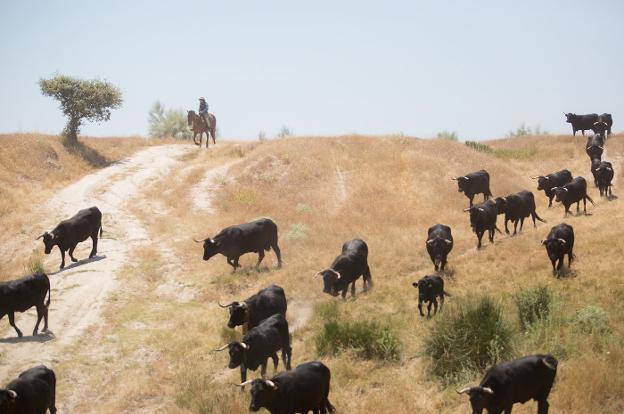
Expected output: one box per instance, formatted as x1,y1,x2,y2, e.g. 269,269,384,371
0,145,190,379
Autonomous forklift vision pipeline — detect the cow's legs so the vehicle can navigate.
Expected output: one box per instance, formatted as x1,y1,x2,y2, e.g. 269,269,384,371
469,195,474,207
504,405,513,414
90,233,98,258
271,353,279,372
260,361,268,379
68,245,78,262
504,219,510,235
33,305,45,335
583,197,587,214
488,228,494,243
350,281,356,297
271,242,282,268
8,312,23,337
426,301,432,317
240,365,247,383
432,298,438,315
476,231,483,249
519,218,525,232
227,257,238,272
283,344,292,370
576,201,580,214
548,196,553,207
551,259,557,275
59,249,66,269
418,299,424,317
256,250,265,268
537,399,550,414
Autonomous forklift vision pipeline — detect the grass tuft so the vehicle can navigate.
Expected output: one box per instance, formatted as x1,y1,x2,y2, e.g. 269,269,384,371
424,295,513,384
514,284,552,331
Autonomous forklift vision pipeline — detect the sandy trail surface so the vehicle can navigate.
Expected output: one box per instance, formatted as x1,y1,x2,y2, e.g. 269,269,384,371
0,145,190,379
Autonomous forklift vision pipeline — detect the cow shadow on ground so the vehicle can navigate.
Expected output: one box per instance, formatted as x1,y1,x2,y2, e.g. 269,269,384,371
235,265,274,275
607,195,618,201
555,267,577,279
0,331,55,344
49,255,107,275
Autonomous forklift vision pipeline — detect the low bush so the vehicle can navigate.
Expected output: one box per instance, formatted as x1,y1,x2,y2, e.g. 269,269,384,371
574,305,610,334
424,295,513,384
314,302,401,361
514,284,552,330
465,141,492,153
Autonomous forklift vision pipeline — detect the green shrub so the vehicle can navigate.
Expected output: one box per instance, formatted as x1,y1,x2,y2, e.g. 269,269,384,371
465,141,492,153
285,223,308,240
424,296,513,384
25,256,45,275
316,319,401,361
507,123,549,138
514,285,552,330
147,101,192,140
574,305,610,334
435,130,458,141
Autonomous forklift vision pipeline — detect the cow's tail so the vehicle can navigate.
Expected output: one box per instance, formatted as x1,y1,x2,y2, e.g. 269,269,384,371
443,290,452,297
46,275,51,307
533,212,546,223
585,194,596,205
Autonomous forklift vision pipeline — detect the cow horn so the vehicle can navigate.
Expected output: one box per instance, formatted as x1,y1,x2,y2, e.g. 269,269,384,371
598,146,603,150
463,176,469,180
563,188,568,192
264,379,278,389
594,122,599,125
218,301,236,308
7,390,17,399
457,387,472,394
426,239,434,245
444,239,452,245
463,208,471,212
530,175,542,180
327,268,342,280
607,167,612,171
240,342,249,350
557,238,567,245
212,344,230,352
542,358,557,370
540,239,546,245
193,237,204,243
36,233,45,240
236,380,254,388
550,187,558,192
478,208,484,211
451,177,458,181
482,387,494,395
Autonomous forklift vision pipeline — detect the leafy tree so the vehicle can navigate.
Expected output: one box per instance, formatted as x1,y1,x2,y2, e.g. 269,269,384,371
39,75,123,145
147,101,192,139
435,130,458,141
277,125,292,138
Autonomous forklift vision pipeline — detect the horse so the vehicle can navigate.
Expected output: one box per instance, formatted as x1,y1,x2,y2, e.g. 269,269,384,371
187,110,216,148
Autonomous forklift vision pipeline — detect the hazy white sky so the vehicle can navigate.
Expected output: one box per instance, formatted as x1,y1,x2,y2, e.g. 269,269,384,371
1,0,622,140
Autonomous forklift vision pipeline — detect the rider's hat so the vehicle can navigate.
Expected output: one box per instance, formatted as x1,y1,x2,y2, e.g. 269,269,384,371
199,97,205,101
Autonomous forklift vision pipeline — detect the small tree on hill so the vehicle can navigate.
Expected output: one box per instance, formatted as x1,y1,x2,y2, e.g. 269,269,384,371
39,75,123,145
147,101,191,139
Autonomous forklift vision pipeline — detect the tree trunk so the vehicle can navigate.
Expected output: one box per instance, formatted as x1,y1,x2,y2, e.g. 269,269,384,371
63,117,81,146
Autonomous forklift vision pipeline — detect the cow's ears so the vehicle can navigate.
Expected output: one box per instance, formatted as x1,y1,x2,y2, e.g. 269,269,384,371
412,282,419,288
7,390,17,399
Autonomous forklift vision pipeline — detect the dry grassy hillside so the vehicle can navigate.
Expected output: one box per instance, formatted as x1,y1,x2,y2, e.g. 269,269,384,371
1,134,623,413
0,133,159,277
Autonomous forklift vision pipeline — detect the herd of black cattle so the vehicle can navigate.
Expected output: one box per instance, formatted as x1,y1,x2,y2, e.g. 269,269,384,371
0,113,616,413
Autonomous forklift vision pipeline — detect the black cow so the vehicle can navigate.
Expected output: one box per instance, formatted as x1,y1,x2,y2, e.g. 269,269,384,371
591,119,609,141
452,170,492,207
241,361,335,414
532,170,573,207
541,223,574,277
426,224,453,272
38,206,103,270
494,191,545,235
595,161,614,197
551,177,594,216
219,284,287,333
1,365,57,414
590,158,602,187
585,134,604,161
458,354,557,414
564,112,598,136
0,273,51,338
465,201,501,249
316,239,372,299
412,275,448,317
595,113,613,136
196,218,282,271
215,314,292,383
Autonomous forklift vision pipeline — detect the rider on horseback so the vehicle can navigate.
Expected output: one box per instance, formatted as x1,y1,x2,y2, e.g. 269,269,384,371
198,97,209,128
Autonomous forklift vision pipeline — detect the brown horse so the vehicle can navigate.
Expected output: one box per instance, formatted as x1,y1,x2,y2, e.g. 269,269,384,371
187,110,216,148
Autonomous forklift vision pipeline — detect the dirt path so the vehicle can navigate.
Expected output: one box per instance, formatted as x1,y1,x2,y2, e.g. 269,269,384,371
191,161,237,212
0,145,191,379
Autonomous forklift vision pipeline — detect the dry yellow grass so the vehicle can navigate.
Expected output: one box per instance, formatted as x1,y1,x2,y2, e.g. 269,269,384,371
2,133,623,413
